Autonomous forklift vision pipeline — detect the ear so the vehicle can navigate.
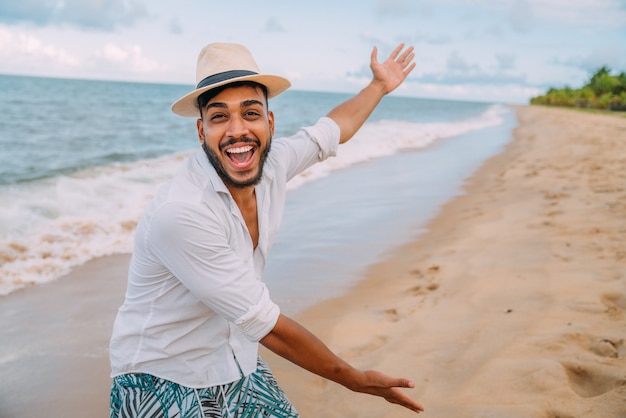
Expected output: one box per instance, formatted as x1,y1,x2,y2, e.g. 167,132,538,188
268,110,275,136
196,118,204,144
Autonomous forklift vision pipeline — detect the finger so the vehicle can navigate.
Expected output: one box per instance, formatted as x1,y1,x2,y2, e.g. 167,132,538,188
403,378,415,388
389,43,405,60
397,47,415,66
386,390,425,413
391,377,415,388
367,372,414,389
400,52,415,69
371,45,379,64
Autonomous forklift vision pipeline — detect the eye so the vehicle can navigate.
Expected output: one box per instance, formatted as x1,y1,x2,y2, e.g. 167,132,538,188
244,110,261,119
209,112,227,121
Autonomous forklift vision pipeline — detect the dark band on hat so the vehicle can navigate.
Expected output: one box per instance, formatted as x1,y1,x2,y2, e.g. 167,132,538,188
196,70,258,89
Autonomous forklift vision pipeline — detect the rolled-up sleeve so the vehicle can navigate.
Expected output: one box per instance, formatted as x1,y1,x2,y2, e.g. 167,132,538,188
233,285,280,341
302,116,340,161
275,117,340,181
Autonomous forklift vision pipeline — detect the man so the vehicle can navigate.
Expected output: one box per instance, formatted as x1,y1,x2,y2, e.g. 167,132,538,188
109,42,423,417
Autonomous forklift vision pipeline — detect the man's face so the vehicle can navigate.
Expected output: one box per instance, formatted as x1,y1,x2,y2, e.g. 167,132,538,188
197,85,274,189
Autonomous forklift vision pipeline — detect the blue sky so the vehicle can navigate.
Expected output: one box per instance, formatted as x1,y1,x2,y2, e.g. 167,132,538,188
0,0,625,104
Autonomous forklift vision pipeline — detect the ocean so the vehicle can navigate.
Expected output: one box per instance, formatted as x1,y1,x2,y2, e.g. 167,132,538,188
0,74,516,312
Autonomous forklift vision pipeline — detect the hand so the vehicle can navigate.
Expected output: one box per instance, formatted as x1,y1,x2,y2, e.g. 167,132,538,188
370,43,416,95
352,369,425,413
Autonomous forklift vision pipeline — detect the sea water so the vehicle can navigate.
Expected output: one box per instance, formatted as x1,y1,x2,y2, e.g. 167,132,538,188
0,74,514,305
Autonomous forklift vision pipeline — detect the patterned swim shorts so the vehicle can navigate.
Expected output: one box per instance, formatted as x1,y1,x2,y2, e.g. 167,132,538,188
110,357,299,418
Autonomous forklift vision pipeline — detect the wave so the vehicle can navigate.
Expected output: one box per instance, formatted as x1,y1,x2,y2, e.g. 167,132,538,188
0,104,509,295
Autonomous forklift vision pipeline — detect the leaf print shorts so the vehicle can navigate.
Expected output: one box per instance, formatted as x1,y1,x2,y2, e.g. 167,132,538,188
110,357,299,418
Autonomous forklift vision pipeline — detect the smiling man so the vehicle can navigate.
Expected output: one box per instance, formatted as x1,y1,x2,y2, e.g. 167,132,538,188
197,83,273,190
108,42,422,417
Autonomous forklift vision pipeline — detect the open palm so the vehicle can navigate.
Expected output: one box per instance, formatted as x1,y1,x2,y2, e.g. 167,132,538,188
370,43,416,94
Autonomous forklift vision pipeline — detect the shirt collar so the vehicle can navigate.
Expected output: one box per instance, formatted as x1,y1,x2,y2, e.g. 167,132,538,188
193,150,229,195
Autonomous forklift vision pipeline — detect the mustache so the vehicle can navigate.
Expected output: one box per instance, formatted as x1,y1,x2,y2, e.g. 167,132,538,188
218,137,260,152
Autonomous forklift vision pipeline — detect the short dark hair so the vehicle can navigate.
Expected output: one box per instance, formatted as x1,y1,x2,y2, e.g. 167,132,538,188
197,81,269,118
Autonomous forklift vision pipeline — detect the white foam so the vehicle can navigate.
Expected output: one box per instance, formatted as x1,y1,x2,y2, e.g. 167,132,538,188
287,104,507,189
0,105,508,295
0,152,192,295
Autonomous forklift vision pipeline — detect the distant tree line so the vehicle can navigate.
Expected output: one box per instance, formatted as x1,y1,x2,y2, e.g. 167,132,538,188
530,66,626,111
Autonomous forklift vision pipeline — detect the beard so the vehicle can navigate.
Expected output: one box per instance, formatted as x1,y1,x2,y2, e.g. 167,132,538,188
202,136,271,189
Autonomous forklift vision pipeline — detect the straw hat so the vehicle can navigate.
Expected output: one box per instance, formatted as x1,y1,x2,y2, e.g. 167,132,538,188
171,43,291,117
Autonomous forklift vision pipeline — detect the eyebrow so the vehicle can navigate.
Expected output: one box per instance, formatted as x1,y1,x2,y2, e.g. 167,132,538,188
242,99,264,108
205,99,265,111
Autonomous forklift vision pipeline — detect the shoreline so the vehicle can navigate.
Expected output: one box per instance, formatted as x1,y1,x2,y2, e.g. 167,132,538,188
265,105,626,417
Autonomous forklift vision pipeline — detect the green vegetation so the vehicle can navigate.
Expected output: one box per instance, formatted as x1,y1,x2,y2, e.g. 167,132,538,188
530,66,626,111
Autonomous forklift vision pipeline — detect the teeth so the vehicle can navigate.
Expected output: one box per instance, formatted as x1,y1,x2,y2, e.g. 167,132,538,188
227,145,253,154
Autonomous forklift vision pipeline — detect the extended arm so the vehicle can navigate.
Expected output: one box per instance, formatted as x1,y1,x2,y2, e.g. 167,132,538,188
327,43,416,144
260,313,424,413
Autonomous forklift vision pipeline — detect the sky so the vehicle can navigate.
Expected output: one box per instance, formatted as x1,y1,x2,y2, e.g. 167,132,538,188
0,0,625,104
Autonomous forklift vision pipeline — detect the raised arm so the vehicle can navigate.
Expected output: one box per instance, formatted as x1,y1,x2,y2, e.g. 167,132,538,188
260,313,424,413
327,43,416,144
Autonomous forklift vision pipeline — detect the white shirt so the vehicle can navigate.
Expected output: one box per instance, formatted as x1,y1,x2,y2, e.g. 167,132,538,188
109,117,339,388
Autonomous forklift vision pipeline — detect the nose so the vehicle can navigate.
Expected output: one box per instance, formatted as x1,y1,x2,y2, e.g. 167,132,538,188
225,115,249,139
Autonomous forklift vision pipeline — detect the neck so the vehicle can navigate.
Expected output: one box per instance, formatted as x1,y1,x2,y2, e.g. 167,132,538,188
228,184,256,207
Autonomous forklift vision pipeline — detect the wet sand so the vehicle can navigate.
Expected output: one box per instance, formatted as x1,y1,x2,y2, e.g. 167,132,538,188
1,105,625,417
0,255,128,417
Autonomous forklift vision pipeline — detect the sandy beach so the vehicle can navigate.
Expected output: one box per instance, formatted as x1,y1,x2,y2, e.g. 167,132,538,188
265,105,626,417
1,105,625,417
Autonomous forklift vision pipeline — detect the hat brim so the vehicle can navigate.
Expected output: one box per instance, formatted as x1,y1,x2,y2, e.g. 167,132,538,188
171,74,291,117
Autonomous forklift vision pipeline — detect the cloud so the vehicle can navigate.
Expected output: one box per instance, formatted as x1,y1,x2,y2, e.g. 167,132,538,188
450,0,626,29
579,46,626,72
375,0,419,17
0,0,56,26
0,0,149,31
0,26,170,81
508,0,534,33
411,31,451,45
413,50,527,86
358,32,399,56
414,81,540,103
168,17,182,35
532,0,626,28
552,44,626,75
345,47,528,93
264,16,286,33
447,50,477,72
0,26,80,72
92,43,165,74
417,71,527,86
495,53,516,70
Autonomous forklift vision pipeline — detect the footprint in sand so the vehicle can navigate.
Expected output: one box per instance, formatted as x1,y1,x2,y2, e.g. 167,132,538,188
407,265,441,297
561,360,626,398
409,268,424,278
589,338,626,358
408,283,440,296
382,308,400,322
409,264,441,277
566,293,626,320
601,292,626,320
564,332,626,359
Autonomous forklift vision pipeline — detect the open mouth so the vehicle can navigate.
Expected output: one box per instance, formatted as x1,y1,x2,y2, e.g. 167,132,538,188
225,144,256,169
